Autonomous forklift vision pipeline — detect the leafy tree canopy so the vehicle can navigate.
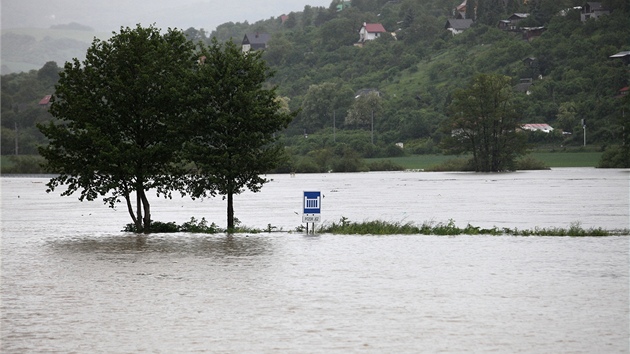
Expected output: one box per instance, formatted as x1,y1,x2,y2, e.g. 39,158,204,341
442,73,527,172
38,25,198,233
185,39,297,230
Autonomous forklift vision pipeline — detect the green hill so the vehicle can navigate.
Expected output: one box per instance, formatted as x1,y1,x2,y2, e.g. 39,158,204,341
2,0,629,171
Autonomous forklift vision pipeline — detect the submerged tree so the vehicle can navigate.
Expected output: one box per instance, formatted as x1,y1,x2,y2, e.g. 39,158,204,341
185,39,296,231
442,73,526,172
38,25,197,233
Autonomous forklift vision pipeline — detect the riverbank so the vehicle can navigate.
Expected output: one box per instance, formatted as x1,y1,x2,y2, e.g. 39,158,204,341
1,151,605,174
366,151,603,171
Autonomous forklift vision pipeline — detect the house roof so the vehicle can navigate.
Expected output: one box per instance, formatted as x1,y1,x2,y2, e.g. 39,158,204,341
445,19,473,30
39,95,52,105
615,86,629,99
585,2,605,10
610,51,630,58
514,79,533,93
242,33,271,45
363,23,387,33
508,13,529,20
355,88,381,98
522,124,554,132
456,0,467,11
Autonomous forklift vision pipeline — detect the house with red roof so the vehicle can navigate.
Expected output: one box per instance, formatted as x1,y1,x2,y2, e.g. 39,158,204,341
358,22,387,44
39,95,52,106
522,124,554,133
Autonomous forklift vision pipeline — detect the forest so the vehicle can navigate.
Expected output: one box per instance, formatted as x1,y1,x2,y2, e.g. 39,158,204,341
2,0,629,172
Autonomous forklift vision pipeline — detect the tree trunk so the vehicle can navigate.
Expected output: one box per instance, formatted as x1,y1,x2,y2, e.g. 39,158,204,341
227,185,234,231
135,183,143,233
124,191,138,227
139,188,151,234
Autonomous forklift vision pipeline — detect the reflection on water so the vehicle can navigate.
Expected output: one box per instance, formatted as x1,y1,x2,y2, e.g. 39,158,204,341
46,233,274,259
2,170,629,353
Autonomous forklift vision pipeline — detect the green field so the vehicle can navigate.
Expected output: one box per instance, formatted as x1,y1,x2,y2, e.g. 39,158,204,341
367,151,604,170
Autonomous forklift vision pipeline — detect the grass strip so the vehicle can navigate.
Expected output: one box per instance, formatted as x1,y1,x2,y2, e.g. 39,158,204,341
317,218,627,237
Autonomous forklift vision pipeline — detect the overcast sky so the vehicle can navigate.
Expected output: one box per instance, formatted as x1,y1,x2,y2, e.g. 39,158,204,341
2,0,332,32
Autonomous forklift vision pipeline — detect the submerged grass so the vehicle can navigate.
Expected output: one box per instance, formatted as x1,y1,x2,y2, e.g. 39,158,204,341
122,216,626,236
318,218,626,237
122,217,277,234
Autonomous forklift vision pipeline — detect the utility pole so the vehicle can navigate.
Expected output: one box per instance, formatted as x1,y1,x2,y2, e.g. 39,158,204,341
333,110,336,143
14,122,18,155
582,119,586,147
371,109,374,145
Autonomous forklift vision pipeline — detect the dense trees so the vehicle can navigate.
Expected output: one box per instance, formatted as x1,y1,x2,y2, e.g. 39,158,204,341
298,82,354,133
442,74,526,172
1,61,59,155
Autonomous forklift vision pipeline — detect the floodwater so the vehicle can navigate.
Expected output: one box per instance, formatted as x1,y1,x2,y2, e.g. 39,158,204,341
1,168,629,353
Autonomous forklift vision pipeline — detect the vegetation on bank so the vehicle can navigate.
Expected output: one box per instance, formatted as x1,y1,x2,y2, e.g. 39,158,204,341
121,216,627,236
0,150,612,175
122,217,271,234
318,217,627,236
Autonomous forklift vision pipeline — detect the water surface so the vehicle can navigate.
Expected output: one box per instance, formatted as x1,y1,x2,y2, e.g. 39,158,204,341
2,169,628,353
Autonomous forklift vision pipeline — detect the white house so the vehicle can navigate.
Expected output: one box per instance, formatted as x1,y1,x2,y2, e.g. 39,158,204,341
358,23,387,43
522,124,554,133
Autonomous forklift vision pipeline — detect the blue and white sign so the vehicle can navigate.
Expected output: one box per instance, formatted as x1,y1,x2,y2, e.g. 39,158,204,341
303,191,321,223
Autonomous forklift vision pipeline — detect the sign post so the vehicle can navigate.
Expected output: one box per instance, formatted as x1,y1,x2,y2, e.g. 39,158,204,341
302,191,321,234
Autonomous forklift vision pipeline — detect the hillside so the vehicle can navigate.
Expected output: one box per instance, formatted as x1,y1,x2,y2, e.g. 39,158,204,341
201,0,629,153
1,26,111,74
2,0,629,171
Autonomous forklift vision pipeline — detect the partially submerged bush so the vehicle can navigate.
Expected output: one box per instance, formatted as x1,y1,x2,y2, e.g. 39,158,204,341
599,145,630,168
367,160,405,171
516,156,550,170
123,217,221,234
425,158,475,172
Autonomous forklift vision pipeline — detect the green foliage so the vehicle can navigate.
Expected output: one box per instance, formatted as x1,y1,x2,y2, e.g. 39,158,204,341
319,217,622,236
297,82,354,132
0,155,46,174
5,0,630,178
442,73,527,172
185,38,297,230
425,157,475,172
123,217,220,233
367,159,405,171
598,145,630,168
179,217,221,233
515,155,549,170
38,25,198,233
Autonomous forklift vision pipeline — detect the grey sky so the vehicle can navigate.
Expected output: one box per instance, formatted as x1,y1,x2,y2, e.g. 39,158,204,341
2,0,332,32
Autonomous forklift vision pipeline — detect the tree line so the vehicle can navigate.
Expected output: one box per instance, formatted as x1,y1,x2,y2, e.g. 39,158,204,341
37,25,296,233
